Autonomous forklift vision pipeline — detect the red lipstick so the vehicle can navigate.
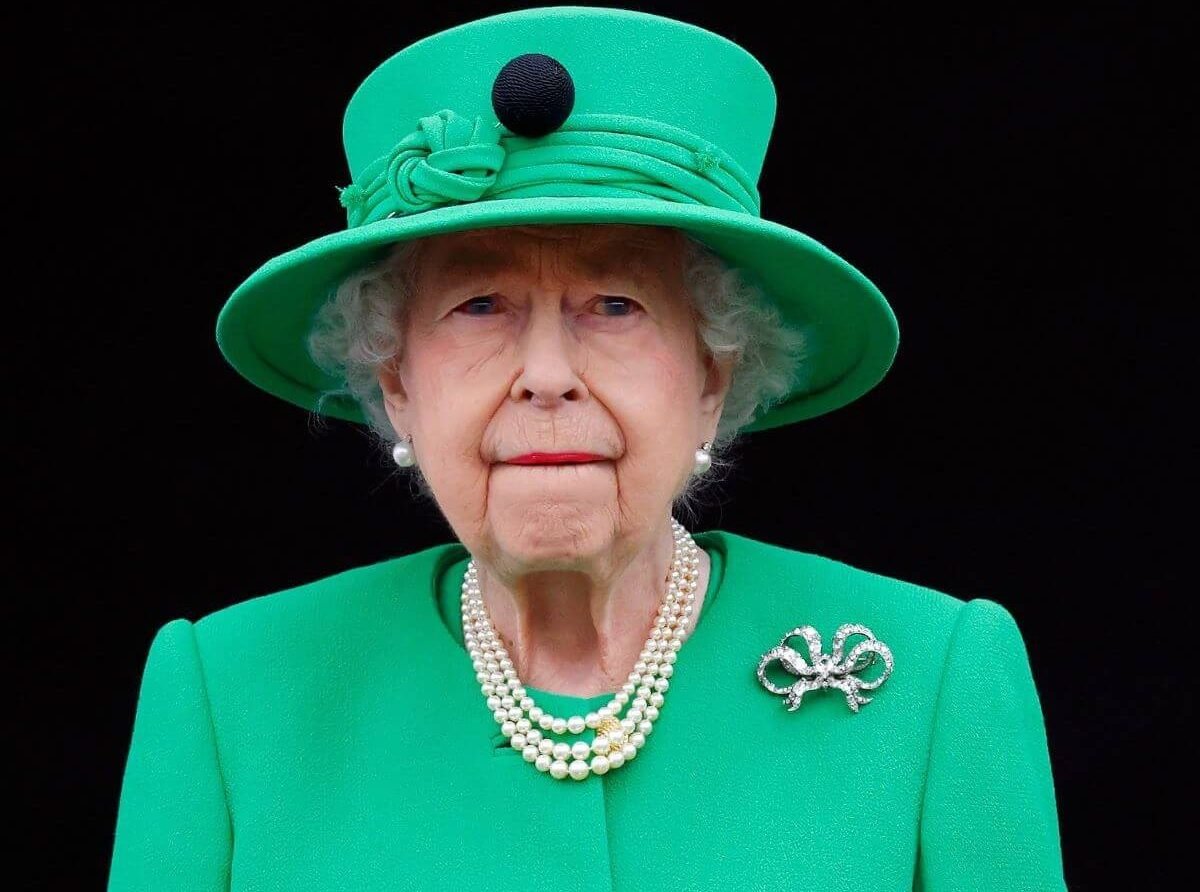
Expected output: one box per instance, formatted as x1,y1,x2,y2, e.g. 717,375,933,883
506,452,607,465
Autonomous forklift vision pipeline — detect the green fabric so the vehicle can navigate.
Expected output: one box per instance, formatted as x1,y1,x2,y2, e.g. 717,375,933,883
336,110,762,226
108,531,1066,890
214,6,900,433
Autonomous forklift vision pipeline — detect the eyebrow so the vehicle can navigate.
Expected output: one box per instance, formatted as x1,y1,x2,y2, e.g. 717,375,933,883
432,245,659,291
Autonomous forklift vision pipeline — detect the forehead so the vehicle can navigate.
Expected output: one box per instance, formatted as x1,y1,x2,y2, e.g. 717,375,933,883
414,224,680,287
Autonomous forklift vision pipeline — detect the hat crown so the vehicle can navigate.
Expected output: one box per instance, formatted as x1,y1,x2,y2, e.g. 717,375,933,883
342,6,777,192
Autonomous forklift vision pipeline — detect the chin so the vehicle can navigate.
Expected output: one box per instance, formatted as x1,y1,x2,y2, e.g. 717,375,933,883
489,503,617,570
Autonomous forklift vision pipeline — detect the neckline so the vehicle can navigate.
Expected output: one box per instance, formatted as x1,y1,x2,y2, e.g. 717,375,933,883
433,531,727,717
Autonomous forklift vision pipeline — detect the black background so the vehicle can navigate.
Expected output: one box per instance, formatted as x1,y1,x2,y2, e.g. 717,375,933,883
20,2,1189,887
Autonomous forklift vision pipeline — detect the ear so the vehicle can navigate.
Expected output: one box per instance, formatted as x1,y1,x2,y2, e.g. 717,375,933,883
698,351,735,441
376,358,411,437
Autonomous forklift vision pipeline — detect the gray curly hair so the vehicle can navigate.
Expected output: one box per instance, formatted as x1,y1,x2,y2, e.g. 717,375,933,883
305,224,809,510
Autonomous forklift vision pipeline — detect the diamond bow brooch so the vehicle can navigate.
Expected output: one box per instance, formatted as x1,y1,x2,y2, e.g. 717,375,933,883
756,623,894,713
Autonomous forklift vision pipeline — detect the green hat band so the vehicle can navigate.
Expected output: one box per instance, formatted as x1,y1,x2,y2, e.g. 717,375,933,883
335,109,760,228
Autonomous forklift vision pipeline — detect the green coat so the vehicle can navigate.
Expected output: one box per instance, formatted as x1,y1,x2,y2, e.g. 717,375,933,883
108,530,1067,890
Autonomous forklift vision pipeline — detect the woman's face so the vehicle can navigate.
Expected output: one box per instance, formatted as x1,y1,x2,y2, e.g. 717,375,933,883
377,223,731,573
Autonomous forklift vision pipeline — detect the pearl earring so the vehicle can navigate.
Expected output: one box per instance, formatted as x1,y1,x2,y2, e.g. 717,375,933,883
692,440,713,475
392,436,416,468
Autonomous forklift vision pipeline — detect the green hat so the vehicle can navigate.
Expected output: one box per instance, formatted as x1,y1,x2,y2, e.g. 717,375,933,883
215,5,899,433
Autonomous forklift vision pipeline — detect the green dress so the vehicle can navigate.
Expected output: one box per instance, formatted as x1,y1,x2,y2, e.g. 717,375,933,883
108,530,1067,890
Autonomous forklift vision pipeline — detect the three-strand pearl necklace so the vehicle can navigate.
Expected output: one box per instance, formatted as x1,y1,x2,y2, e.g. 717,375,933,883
462,518,702,781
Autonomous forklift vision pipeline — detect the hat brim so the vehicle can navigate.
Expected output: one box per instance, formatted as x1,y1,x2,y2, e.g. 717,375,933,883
215,196,898,433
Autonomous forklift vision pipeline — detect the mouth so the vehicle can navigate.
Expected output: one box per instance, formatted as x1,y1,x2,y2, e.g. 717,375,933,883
502,452,609,466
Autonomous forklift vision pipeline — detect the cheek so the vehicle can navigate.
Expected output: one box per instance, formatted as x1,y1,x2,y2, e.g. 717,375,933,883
588,334,705,492
612,353,692,424
404,310,522,415
400,336,508,523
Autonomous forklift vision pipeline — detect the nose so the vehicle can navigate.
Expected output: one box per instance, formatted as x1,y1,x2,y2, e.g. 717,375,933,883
509,303,588,408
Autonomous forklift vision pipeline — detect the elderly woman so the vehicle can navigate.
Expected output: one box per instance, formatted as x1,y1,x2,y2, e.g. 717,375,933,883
108,7,1066,891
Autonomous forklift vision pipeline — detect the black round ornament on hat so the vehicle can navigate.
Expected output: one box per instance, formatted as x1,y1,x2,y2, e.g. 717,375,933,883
491,53,575,137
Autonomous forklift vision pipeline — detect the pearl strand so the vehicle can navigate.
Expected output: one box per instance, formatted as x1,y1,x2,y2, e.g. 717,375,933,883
462,518,702,780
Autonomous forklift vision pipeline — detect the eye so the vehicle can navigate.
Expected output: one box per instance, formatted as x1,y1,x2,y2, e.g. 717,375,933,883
454,294,501,316
592,296,641,317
